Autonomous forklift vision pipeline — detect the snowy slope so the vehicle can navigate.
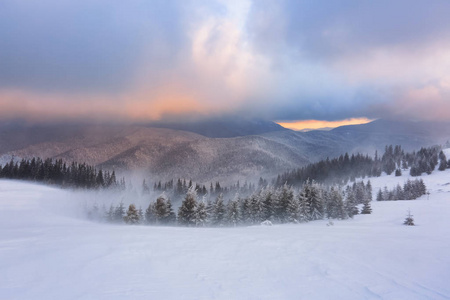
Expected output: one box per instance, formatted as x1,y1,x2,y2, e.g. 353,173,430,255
1,175,450,299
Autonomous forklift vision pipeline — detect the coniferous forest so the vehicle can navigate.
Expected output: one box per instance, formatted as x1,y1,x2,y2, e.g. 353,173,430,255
0,157,124,189
0,143,438,228
90,180,370,227
275,145,447,187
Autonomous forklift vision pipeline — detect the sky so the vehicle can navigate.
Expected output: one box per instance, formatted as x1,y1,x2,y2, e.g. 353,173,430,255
1,0,450,129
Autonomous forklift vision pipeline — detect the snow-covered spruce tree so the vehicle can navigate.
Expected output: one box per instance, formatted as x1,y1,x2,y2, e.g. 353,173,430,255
114,202,126,223
297,188,310,222
205,198,214,226
328,186,347,220
240,196,252,225
142,179,150,194
360,199,372,214
145,202,157,225
403,209,415,226
354,181,366,204
276,183,294,223
211,193,226,226
376,189,383,201
324,187,332,219
439,150,447,171
246,193,258,225
308,180,324,221
138,207,144,224
365,180,373,202
249,191,265,224
417,179,427,197
124,204,140,224
261,187,275,222
382,186,390,200
345,187,358,217
178,186,198,226
227,194,241,227
154,195,169,224
395,184,405,200
194,200,208,227
164,197,176,225
286,190,300,223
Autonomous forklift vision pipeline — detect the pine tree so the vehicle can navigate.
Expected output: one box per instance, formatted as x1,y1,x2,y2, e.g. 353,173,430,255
178,186,198,226
194,200,208,227
124,204,140,224
114,202,126,223
227,195,241,227
261,188,275,221
154,195,168,224
205,198,214,226
96,170,105,188
249,191,265,224
354,182,365,204
240,196,252,224
297,189,310,222
164,198,176,225
145,202,157,224
328,187,347,219
345,189,358,218
276,184,294,223
365,180,373,202
360,199,372,214
308,181,324,220
439,150,447,171
395,184,404,200
142,179,150,194
211,194,226,226
376,188,383,201
138,207,144,223
286,192,300,223
403,209,415,226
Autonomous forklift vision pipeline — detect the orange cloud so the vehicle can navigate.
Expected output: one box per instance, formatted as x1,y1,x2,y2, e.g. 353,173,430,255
0,83,237,122
276,118,374,131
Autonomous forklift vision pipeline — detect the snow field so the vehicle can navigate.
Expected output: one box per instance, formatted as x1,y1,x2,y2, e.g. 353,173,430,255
1,171,450,299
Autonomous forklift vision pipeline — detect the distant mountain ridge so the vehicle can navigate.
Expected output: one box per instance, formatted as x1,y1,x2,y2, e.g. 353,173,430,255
1,119,450,184
147,118,287,138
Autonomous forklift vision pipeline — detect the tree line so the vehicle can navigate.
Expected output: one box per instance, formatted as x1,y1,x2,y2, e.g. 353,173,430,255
88,179,384,227
376,179,427,201
275,145,448,187
0,157,124,189
149,178,259,201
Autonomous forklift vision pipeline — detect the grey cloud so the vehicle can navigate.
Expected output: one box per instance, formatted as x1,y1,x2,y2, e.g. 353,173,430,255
0,0,187,93
248,0,450,62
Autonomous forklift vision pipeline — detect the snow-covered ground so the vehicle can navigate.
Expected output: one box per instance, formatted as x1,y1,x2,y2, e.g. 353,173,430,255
1,168,450,299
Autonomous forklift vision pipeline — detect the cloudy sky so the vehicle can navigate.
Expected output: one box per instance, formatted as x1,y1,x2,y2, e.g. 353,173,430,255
1,0,450,128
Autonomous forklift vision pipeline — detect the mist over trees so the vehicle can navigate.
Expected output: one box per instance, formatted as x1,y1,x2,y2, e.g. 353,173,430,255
86,178,401,227
1,143,437,228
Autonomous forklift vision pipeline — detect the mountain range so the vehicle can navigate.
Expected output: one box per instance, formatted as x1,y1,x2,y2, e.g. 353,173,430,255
1,119,449,184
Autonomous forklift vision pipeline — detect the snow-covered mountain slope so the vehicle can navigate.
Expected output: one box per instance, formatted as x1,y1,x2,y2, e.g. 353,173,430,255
1,119,450,184
0,123,306,184
1,170,450,300
261,119,450,163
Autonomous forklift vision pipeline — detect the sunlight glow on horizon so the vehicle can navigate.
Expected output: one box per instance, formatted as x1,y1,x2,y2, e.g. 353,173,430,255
276,118,375,131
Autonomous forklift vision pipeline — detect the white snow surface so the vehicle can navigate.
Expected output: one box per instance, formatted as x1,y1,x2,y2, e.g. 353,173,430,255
1,169,450,299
